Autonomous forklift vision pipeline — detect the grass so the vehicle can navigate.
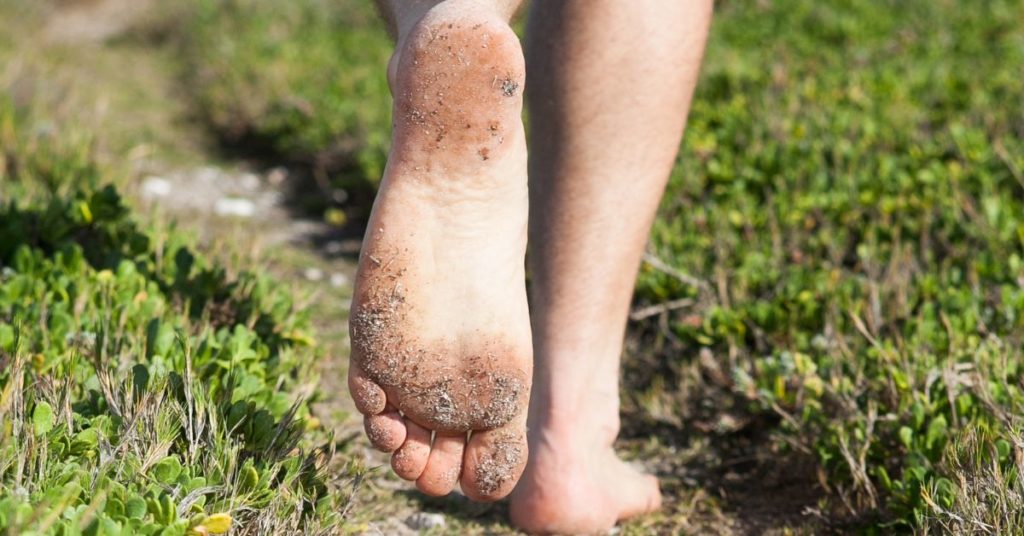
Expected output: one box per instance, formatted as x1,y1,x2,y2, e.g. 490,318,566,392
5,0,1024,533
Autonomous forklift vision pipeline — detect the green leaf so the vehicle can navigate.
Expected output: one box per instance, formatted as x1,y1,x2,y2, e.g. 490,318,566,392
71,428,99,455
126,496,148,520
132,364,150,395
0,324,14,351
152,457,183,485
147,497,163,521
925,415,948,452
33,401,54,436
898,426,914,449
105,497,126,518
996,439,1011,462
876,466,893,491
159,494,176,524
239,465,259,492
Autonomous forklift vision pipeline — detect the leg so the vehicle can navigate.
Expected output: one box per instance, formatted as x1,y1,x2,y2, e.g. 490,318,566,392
350,0,530,501
510,0,712,533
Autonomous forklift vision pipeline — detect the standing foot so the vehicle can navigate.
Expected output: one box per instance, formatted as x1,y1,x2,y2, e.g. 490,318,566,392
510,398,662,534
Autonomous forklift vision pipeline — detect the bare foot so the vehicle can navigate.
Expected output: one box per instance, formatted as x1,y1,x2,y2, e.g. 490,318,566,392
510,393,662,534
347,1,531,501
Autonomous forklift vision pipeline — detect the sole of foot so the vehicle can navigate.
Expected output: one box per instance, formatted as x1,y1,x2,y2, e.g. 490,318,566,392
347,0,532,502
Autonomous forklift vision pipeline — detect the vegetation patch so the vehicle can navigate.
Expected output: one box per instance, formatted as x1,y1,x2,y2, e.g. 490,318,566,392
0,99,358,534
634,0,1024,529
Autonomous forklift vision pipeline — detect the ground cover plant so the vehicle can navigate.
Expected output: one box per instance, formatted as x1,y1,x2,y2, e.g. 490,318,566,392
633,0,1024,530
0,99,358,534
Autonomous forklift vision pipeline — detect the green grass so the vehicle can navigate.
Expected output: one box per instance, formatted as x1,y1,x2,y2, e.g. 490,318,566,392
0,98,361,534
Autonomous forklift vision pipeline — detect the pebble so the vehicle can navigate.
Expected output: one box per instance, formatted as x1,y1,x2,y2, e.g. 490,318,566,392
266,166,289,186
324,241,345,255
140,176,171,198
405,512,446,531
304,267,324,281
239,172,261,191
195,166,221,183
214,197,256,218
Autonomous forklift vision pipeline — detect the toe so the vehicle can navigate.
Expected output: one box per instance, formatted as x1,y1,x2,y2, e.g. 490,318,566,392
364,405,406,451
416,433,465,496
392,420,431,480
348,364,386,415
460,416,528,501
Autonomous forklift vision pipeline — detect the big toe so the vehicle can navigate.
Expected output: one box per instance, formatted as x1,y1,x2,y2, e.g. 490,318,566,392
461,417,528,501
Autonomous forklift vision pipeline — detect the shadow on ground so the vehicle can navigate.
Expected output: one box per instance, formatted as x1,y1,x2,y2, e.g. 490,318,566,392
615,328,850,534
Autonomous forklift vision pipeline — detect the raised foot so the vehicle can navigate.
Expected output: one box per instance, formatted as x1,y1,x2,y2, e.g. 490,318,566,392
509,446,663,535
347,0,531,501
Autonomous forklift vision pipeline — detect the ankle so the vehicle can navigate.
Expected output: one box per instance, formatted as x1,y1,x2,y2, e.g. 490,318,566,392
528,389,622,448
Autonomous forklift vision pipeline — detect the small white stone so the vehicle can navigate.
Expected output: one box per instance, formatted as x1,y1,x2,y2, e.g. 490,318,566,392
195,166,221,183
140,176,171,198
214,197,256,218
324,241,344,255
239,172,261,191
405,512,446,531
304,267,324,281
262,191,284,206
267,166,288,185
330,272,348,288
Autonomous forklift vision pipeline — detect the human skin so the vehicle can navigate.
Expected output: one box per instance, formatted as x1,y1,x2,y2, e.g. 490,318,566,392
512,1,712,532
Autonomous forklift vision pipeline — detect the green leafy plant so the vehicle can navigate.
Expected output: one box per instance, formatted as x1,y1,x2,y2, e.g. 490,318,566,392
0,99,359,535
633,0,1024,529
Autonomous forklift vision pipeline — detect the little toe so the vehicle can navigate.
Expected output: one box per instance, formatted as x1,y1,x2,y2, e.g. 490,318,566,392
460,418,528,501
392,420,431,480
416,433,465,496
364,405,406,452
348,364,386,415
